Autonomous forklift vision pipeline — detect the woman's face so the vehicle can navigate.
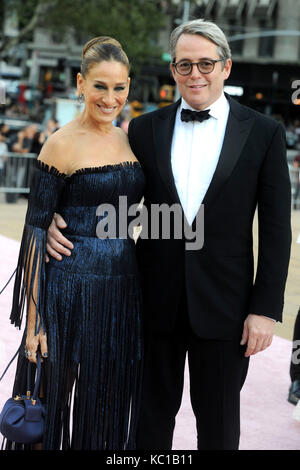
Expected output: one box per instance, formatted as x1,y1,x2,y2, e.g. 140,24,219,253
77,60,130,125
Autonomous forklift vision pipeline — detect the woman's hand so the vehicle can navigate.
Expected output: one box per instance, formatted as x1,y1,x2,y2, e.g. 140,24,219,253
25,330,48,364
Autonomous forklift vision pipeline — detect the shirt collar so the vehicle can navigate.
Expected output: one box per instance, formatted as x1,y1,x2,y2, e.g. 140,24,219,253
180,92,229,121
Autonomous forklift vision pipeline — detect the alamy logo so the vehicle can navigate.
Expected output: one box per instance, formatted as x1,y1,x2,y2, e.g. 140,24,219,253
292,80,300,103
96,197,204,251
292,340,300,365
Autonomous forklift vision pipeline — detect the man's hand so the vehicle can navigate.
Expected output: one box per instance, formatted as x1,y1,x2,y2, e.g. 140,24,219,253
46,213,74,262
240,313,275,357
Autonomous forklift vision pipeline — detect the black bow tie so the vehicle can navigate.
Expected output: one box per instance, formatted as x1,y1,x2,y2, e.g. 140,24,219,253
181,108,211,123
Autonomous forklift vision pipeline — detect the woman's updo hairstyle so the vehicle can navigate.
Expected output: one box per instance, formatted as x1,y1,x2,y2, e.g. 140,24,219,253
81,36,130,78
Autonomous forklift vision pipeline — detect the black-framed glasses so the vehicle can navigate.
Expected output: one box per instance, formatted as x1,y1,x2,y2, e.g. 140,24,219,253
172,58,225,76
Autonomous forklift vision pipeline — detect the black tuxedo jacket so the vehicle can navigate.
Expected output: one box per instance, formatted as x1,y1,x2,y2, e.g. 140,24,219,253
128,95,291,340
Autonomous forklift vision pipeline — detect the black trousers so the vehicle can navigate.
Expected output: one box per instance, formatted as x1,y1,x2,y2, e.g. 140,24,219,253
136,292,249,450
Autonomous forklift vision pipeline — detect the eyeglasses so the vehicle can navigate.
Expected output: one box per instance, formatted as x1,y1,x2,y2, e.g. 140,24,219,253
172,58,225,76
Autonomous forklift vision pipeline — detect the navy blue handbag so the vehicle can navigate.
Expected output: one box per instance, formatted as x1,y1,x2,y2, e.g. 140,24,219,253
0,354,45,444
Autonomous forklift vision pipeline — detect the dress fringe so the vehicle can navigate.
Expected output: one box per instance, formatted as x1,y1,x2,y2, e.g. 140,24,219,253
40,269,142,450
9,159,68,333
10,224,47,333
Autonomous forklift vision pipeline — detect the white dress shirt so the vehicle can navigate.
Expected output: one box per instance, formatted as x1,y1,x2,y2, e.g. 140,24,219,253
171,92,230,225
171,93,276,323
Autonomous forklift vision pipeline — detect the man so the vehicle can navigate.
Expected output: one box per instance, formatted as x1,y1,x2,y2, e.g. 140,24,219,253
46,20,291,450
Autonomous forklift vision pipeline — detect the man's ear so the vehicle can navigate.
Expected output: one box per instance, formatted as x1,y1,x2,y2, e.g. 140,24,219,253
223,58,232,80
170,62,177,83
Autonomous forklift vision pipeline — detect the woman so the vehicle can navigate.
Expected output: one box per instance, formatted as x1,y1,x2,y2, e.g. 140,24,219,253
7,36,144,450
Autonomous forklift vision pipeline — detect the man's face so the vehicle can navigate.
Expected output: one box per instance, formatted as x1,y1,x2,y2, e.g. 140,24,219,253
171,34,232,110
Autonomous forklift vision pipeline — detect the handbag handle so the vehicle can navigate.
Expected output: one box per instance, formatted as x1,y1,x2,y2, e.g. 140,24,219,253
0,349,42,406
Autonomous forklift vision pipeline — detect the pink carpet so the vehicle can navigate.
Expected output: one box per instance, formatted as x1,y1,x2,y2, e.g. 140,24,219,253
0,234,299,450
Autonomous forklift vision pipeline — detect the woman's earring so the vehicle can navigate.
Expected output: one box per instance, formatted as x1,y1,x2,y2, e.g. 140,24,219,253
78,93,85,104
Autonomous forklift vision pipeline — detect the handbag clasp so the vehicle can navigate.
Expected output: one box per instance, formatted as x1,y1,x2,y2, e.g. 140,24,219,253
13,395,23,401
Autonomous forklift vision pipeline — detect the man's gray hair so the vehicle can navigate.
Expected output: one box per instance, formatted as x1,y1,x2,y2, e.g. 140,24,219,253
169,19,231,63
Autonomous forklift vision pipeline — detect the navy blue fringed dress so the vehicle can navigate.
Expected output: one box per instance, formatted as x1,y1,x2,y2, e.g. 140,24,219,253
8,159,145,450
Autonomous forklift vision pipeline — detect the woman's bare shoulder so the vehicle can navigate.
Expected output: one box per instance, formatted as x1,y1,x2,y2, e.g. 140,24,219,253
114,126,139,161
37,124,77,174
115,125,128,140
115,126,133,149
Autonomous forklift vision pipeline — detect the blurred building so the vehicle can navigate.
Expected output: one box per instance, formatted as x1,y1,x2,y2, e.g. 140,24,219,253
26,29,82,94
155,0,300,123
208,0,300,124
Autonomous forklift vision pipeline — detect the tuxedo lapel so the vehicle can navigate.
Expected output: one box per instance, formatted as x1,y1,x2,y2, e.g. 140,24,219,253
151,96,255,215
152,100,181,204
201,96,255,208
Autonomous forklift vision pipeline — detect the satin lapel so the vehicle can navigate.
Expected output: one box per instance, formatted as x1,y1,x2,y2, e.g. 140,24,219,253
201,99,255,208
152,100,181,204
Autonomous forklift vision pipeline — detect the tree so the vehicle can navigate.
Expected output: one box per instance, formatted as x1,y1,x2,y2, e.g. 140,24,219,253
0,0,59,56
0,0,170,67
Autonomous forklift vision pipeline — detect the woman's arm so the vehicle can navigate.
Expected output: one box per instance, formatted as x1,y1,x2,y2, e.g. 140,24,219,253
10,135,69,363
25,249,48,363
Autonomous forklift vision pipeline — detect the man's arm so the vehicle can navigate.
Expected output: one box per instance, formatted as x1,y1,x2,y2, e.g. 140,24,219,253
250,122,292,319
241,122,291,357
46,213,74,262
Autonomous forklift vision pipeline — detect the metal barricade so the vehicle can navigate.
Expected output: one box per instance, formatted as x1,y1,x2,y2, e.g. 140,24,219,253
0,152,37,202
